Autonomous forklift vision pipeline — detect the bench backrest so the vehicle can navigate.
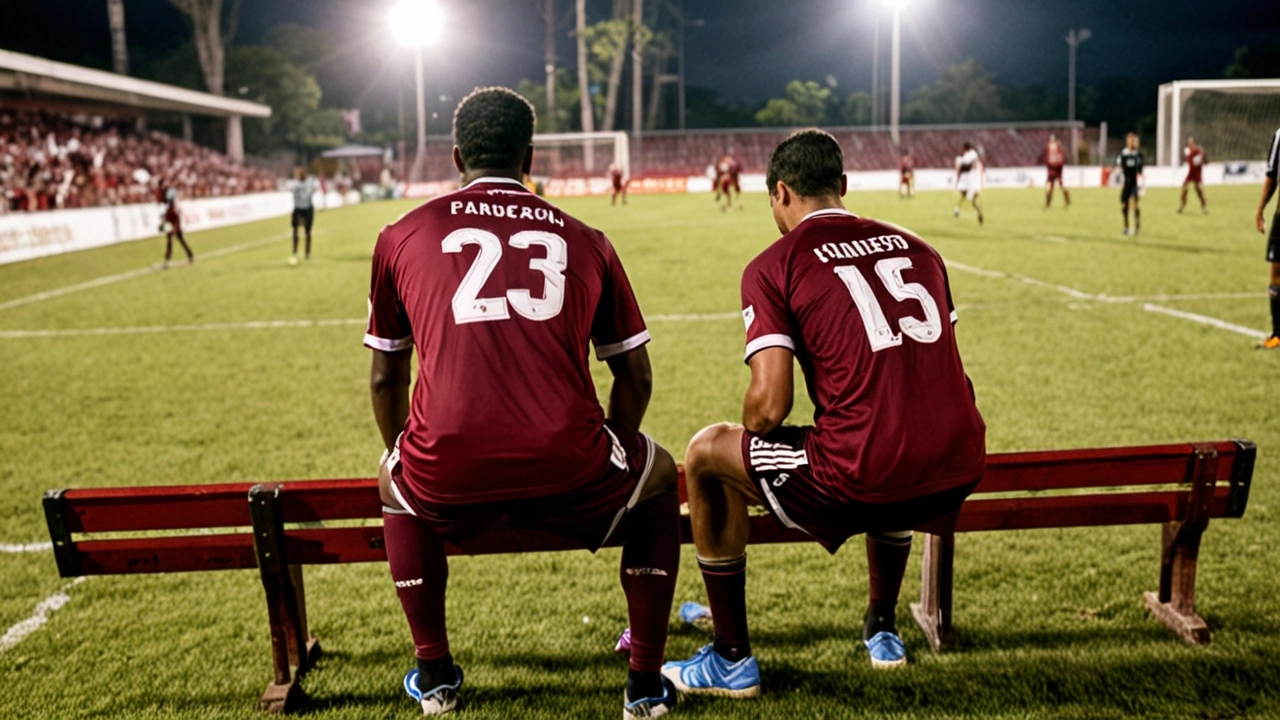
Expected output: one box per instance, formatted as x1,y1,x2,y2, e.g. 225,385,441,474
44,440,1253,577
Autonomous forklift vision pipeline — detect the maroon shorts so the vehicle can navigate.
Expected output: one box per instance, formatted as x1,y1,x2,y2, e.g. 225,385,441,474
1047,165,1063,182
1185,168,1202,183
742,425,979,554
613,178,624,192
388,422,656,552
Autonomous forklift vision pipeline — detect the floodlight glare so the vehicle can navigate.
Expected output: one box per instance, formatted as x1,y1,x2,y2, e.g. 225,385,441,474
881,0,909,11
388,0,445,49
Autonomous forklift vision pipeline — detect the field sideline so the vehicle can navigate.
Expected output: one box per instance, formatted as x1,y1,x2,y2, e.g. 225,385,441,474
1,186,1277,719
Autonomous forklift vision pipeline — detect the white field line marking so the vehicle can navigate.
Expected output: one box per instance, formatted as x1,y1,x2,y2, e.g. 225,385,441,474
1142,304,1268,339
1032,234,1069,243
946,261,1263,304
0,577,86,654
0,542,53,553
0,233,290,312
948,259,1268,338
0,312,743,340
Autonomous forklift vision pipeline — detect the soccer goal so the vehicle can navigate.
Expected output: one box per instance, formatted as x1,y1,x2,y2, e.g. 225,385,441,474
1156,79,1280,166
531,131,629,180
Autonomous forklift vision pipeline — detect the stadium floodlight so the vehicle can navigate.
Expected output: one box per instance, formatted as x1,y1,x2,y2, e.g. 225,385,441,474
883,0,908,145
387,0,445,48
881,0,909,9
387,0,447,182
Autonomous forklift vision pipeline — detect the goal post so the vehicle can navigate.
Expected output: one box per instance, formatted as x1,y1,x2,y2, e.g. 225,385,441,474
530,131,629,180
1156,79,1280,165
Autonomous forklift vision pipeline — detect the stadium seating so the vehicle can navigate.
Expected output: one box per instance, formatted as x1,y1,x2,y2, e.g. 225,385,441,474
42,440,1252,712
0,109,279,213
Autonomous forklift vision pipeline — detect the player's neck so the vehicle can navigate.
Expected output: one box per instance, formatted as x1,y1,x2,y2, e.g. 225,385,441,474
460,169,524,186
783,195,845,232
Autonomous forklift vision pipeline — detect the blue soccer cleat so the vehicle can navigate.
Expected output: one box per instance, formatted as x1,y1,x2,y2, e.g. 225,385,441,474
864,631,907,669
623,675,678,719
404,665,464,715
661,644,760,698
678,601,713,629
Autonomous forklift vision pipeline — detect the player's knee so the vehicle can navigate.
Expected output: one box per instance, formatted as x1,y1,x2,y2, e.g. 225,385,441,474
685,422,734,476
1269,264,1280,285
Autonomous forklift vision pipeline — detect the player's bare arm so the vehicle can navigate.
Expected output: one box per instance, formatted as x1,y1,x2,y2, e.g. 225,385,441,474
370,347,412,507
1258,176,1276,234
743,347,793,435
604,345,653,435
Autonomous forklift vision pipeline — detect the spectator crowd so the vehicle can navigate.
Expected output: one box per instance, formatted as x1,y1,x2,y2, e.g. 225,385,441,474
1,109,279,213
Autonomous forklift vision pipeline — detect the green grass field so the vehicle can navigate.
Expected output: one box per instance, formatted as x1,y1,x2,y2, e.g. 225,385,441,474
1,185,1278,719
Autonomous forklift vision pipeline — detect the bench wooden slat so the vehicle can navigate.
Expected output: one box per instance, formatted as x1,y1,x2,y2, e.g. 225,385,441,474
74,534,258,574
61,484,254,533
974,441,1241,494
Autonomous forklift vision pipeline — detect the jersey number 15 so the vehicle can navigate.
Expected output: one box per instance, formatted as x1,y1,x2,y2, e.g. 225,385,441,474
834,257,942,352
442,228,567,325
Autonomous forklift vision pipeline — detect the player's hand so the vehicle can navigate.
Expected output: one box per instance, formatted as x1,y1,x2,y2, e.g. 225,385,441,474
1259,210,1269,235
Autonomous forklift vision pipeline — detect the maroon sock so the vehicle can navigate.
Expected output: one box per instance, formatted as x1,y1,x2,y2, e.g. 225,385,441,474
699,555,750,661
382,510,450,661
621,494,680,676
864,531,913,639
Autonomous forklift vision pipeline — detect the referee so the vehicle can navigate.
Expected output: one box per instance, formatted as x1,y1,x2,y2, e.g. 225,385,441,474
290,166,318,263
1255,125,1280,350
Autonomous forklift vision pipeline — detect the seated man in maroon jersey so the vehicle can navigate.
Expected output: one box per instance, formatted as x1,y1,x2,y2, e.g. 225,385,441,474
366,87,681,718
662,129,986,698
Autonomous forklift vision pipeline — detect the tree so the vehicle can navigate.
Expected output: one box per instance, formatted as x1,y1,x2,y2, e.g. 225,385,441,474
517,69,581,133
580,0,634,131
169,0,244,158
902,59,1006,124
841,91,871,126
224,46,325,155
574,0,594,137
1224,41,1280,79
755,80,831,127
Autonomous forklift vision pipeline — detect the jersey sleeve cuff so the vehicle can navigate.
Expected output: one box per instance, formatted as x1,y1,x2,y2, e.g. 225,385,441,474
364,333,414,352
744,333,795,363
595,329,651,360
950,309,959,325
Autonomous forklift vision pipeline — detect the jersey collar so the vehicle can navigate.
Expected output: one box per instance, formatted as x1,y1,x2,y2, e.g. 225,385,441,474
798,207,856,227
463,176,530,191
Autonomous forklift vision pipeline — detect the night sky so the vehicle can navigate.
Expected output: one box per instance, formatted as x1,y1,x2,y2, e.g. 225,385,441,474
2,0,1276,108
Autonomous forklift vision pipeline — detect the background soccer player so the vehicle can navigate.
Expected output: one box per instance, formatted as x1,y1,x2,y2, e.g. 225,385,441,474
953,141,984,224
289,166,318,263
609,162,628,206
1117,133,1144,235
365,87,681,718
725,153,743,210
1043,134,1070,208
898,149,915,199
159,186,192,268
662,129,986,699
1179,136,1208,214
1255,125,1280,350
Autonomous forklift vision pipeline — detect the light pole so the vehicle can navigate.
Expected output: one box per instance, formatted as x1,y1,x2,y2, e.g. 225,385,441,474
871,14,879,127
1066,28,1091,123
389,0,445,182
676,0,704,131
883,0,907,146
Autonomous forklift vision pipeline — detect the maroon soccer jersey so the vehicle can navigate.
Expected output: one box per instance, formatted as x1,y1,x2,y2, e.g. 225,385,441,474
365,177,650,504
740,208,985,503
1046,143,1065,169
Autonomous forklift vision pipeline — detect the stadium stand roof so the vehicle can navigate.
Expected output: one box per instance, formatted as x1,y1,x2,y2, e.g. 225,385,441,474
0,48,270,119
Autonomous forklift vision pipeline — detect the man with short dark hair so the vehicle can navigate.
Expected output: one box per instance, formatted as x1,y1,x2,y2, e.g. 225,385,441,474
1255,125,1280,350
661,129,986,698
1044,134,1070,209
1117,133,1144,235
366,86,681,717
1179,136,1207,214
953,141,984,224
289,166,318,263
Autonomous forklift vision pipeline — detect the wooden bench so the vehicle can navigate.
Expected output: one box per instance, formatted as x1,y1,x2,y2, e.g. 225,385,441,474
43,439,1253,712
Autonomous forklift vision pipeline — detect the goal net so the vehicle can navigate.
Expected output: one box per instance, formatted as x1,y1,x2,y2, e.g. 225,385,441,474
531,131,629,180
1157,79,1280,165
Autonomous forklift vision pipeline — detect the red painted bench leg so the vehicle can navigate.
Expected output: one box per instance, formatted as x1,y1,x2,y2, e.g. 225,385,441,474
1144,446,1218,646
910,532,954,651
251,485,322,713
